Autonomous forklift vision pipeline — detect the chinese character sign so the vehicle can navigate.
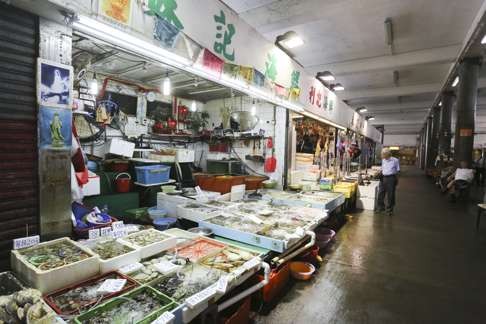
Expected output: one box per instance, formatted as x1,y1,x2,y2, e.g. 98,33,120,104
213,10,236,61
145,0,184,30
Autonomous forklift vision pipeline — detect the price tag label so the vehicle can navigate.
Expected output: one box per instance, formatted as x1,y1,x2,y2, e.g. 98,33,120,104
112,221,125,230
97,279,127,294
151,311,175,324
119,262,143,275
153,260,180,274
100,227,113,238
13,235,40,250
113,228,127,239
243,257,261,270
185,285,216,308
88,229,100,240
216,276,228,293
124,224,139,234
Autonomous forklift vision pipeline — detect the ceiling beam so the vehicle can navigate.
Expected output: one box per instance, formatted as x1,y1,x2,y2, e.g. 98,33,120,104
341,78,486,100
308,45,461,75
341,83,439,100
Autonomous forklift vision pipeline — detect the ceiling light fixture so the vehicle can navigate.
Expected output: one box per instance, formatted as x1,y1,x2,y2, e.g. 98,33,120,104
275,31,304,49
357,107,367,113
90,72,99,95
316,71,335,82
332,83,344,91
366,116,375,121
452,76,459,87
162,72,171,96
190,100,197,112
482,34,486,44
438,101,442,107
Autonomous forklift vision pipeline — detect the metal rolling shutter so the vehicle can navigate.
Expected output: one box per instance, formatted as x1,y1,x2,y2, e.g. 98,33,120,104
0,3,39,270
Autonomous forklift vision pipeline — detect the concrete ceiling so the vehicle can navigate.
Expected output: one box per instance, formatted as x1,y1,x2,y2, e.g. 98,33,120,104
221,0,486,135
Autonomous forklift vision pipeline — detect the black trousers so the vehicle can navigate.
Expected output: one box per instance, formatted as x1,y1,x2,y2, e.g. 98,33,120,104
377,175,397,211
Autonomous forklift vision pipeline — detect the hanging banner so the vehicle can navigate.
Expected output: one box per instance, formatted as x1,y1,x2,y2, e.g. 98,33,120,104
201,48,224,75
99,0,132,25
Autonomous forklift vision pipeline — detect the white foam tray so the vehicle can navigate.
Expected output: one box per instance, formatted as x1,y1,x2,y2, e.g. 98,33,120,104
11,237,99,294
119,229,178,259
82,238,141,274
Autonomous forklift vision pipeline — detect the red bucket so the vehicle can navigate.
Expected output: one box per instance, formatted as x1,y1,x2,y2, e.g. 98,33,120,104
115,173,131,193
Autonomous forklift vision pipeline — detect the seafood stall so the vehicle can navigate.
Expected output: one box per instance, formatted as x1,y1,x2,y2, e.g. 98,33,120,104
4,227,267,324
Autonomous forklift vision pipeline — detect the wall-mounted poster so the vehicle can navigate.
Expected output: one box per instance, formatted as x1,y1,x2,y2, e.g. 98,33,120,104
37,58,73,108
99,0,132,25
39,106,72,150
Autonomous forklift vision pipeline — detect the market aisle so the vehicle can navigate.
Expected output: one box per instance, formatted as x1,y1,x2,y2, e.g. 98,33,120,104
256,167,486,324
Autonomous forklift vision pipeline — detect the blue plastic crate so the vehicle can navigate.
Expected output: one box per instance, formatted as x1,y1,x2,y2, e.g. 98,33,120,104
135,164,171,185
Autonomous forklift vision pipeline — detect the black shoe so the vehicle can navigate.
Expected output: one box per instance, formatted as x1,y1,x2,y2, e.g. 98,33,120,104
386,210,393,216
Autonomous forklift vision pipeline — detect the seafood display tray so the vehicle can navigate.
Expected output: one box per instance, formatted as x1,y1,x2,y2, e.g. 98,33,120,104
198,219,290,253
176,203,221,222
174,237,226,262
74,286,177,324
44,271,139,315
83,239,141,274
265,191,345,212
11,237,99,294
119,229,178,259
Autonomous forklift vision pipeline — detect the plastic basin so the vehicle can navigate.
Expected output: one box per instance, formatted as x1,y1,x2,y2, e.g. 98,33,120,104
315,227,335,242
153,217,177,231
289,261,315,281
147,207,167,220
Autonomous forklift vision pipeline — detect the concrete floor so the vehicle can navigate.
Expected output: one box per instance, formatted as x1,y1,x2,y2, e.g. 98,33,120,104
256,167,486,324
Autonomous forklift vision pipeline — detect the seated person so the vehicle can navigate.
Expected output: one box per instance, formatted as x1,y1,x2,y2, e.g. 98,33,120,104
445,161,474,196
438,165,455,191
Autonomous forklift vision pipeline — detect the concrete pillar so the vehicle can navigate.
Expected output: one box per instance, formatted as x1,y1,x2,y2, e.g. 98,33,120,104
429,106,441,166
425,116,433,169
454,58,481,167
420,128,426,169
438,92,454,157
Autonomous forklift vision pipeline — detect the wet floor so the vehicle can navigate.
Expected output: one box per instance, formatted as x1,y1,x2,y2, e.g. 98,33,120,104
256,167,486,324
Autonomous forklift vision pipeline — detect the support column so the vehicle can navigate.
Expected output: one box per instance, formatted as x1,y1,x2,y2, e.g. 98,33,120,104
454,58,481,167
425,116,433,169
420,128,426,169
429,106,441,166
438,92,454,157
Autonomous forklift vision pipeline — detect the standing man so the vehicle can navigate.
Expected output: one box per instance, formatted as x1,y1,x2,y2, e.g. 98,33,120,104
377,148,400,215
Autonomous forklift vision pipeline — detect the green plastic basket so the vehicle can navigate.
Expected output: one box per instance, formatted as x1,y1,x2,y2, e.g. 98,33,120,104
73,286,177,324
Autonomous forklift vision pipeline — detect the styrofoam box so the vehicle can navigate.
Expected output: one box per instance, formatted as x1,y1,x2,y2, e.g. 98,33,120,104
356,197,376,210
157,192,191,217
119,229,178,259
357,184,379,198
82,171,100,196
176,149,195,163
11,237,99,294
82,238,141,274
176,204,220,222
301,171,320,181
149,153,176,163
105,138,135,158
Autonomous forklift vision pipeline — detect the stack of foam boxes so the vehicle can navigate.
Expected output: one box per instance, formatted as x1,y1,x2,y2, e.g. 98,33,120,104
356,181,380,210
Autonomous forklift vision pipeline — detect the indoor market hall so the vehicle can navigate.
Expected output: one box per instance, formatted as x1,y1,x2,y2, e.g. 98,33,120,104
1,0,486,324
